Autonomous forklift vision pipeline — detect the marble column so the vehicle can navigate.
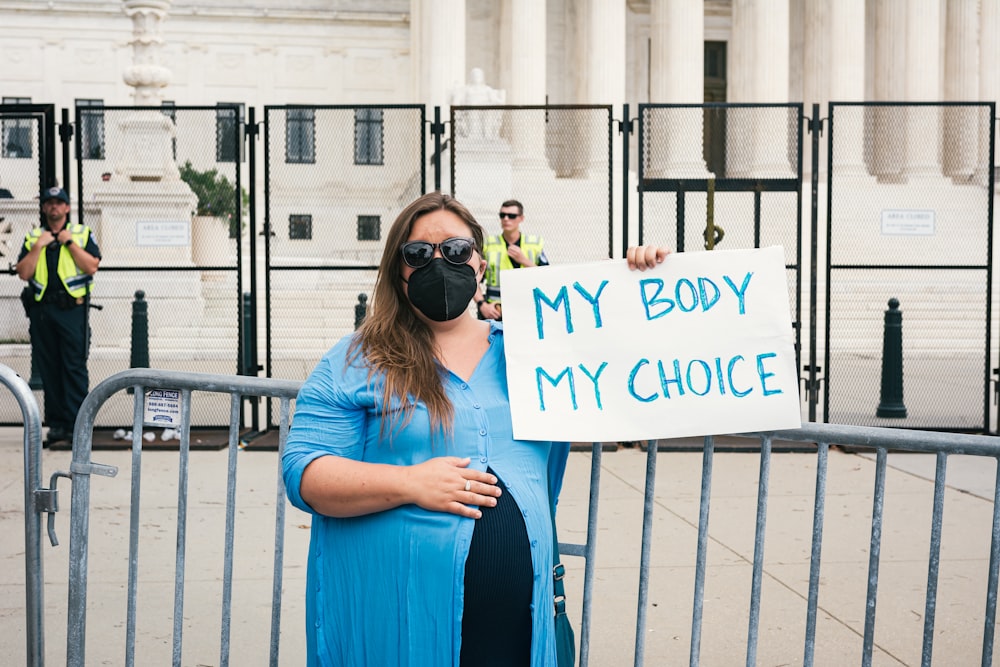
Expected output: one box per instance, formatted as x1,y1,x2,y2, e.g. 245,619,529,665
582,0,626,178
507,0,547,172
904,0,943,177
412,0,465,110
727,0,792,177
648,0,707,176
869,0,907,182
828,0,867,175
979,0,998,183
942,0,980,181
118,0,178,181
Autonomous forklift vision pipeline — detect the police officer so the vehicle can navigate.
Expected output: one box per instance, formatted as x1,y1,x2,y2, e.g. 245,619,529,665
15,186,101,444
473,199,548,321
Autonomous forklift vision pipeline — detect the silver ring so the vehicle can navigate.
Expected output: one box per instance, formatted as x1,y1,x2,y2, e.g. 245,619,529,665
464,479,472,492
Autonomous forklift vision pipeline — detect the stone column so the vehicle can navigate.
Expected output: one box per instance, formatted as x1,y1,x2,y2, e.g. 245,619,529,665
904,0,943,177
727,0,792,177
942,0,980,181
117,0,177,181
122,0,171,106
828,0,866,175
648,0,707,176
507,0,548,172
582,0,626,178
412,0,466,110
869,0,907,182
979,0,998,183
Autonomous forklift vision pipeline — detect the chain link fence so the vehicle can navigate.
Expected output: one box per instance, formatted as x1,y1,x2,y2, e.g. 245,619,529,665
2,101,996,433
69,105,243,430
637,103,804,372
451,105,614,263
263,104,425,428
825,102,995,431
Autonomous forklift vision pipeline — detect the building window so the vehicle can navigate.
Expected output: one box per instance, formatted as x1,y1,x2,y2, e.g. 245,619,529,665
289,214,312,240
1,97,32,158
216,103,244,163
357,215,380,241
354,108,384,165
161,101,177,160
286,108,315,164
77,99,105,160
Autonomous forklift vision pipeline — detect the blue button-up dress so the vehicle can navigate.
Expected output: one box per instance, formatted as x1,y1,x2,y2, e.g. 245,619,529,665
283,323,568,666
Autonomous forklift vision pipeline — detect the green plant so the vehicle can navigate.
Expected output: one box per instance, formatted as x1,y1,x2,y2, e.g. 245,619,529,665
178,160,248,239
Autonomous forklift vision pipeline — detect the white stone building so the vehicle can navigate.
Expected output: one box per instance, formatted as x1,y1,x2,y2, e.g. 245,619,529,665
0,0,997,430
0,0,995,140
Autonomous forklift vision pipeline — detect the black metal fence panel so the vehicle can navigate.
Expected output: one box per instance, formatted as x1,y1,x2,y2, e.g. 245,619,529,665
0,107,47,412
637,103,805,374
451,105,615,263
262,104,425,428
825,102,995,431
2,100,996,434
70,105,243,429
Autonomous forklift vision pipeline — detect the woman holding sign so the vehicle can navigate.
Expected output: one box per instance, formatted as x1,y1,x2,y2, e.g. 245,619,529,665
282,191,669,666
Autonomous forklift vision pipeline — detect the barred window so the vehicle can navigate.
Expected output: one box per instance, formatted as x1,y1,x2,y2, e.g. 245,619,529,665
286,108,316,164
77,99,105,160
357,215,381,241
289,214,312,240
354,108,384,165
216,103,244,163
1,97,32,159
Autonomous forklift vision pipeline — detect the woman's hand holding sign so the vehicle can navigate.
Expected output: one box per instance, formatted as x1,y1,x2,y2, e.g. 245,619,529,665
627,245,672,271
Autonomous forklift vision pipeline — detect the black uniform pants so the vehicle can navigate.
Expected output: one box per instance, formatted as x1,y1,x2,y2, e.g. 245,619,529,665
30,302,89,434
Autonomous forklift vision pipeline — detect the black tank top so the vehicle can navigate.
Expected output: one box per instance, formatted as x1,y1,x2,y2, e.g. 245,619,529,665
460,469,533,666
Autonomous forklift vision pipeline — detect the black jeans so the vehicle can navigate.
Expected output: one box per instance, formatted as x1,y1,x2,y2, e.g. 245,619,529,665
30,301,89,433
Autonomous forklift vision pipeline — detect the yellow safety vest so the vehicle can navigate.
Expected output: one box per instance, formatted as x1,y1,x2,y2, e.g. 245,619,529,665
482,233,544,302
24,224,94,301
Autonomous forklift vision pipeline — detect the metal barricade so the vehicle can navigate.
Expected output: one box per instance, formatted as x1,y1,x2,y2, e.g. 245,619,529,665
14,363,1000,665
58,367,600,667
630,425,1000,667
0,362,56,667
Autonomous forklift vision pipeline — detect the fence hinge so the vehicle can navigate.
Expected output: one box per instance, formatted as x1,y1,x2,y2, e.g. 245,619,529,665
245,121,260,138
33,487,58,514
59,120,74,142
618,117,633,136
70,460,119,478
801,364,824,404
429,119,446,137
806,115,824,137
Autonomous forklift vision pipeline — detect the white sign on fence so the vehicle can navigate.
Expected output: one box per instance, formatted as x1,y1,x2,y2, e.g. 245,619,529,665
501,246,802,442
143,389,182,427
135,220,191,247
880,209,935,236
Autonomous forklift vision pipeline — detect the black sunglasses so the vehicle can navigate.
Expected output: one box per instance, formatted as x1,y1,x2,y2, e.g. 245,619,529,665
400,236,476,268
499,212,520,220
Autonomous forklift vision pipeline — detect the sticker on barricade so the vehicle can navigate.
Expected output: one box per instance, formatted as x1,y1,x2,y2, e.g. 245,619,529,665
143,389,182,427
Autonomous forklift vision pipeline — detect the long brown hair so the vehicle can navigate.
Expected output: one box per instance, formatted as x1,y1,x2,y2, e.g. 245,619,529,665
347,192,485,439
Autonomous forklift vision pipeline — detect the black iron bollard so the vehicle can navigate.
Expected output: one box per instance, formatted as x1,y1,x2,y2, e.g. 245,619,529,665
241,291,253,376
876,297,907,418
130,290,149,370
354,293,368,330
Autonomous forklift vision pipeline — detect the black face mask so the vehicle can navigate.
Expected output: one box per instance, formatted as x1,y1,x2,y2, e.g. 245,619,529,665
405,258,478,322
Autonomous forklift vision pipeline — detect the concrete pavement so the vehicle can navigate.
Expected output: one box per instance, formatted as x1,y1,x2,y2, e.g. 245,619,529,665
1,425,998,666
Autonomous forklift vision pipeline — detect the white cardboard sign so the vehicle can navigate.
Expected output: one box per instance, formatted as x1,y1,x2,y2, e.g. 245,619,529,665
500,246,802,442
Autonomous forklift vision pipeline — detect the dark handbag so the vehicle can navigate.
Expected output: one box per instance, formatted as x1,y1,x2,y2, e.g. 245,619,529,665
550,503,576,667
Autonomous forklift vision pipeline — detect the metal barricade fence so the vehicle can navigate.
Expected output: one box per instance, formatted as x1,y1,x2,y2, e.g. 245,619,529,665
0,363,48,667
10,364,1000,665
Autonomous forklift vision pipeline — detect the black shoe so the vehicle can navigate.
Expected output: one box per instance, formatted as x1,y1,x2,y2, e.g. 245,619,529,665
46,427,70,444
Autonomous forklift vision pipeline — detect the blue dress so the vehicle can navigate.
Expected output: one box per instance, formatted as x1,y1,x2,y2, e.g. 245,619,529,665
282,323,569,667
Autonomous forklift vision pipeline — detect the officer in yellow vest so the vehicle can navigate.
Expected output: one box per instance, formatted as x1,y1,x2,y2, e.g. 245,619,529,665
16,187,101,444
474,199,548,321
